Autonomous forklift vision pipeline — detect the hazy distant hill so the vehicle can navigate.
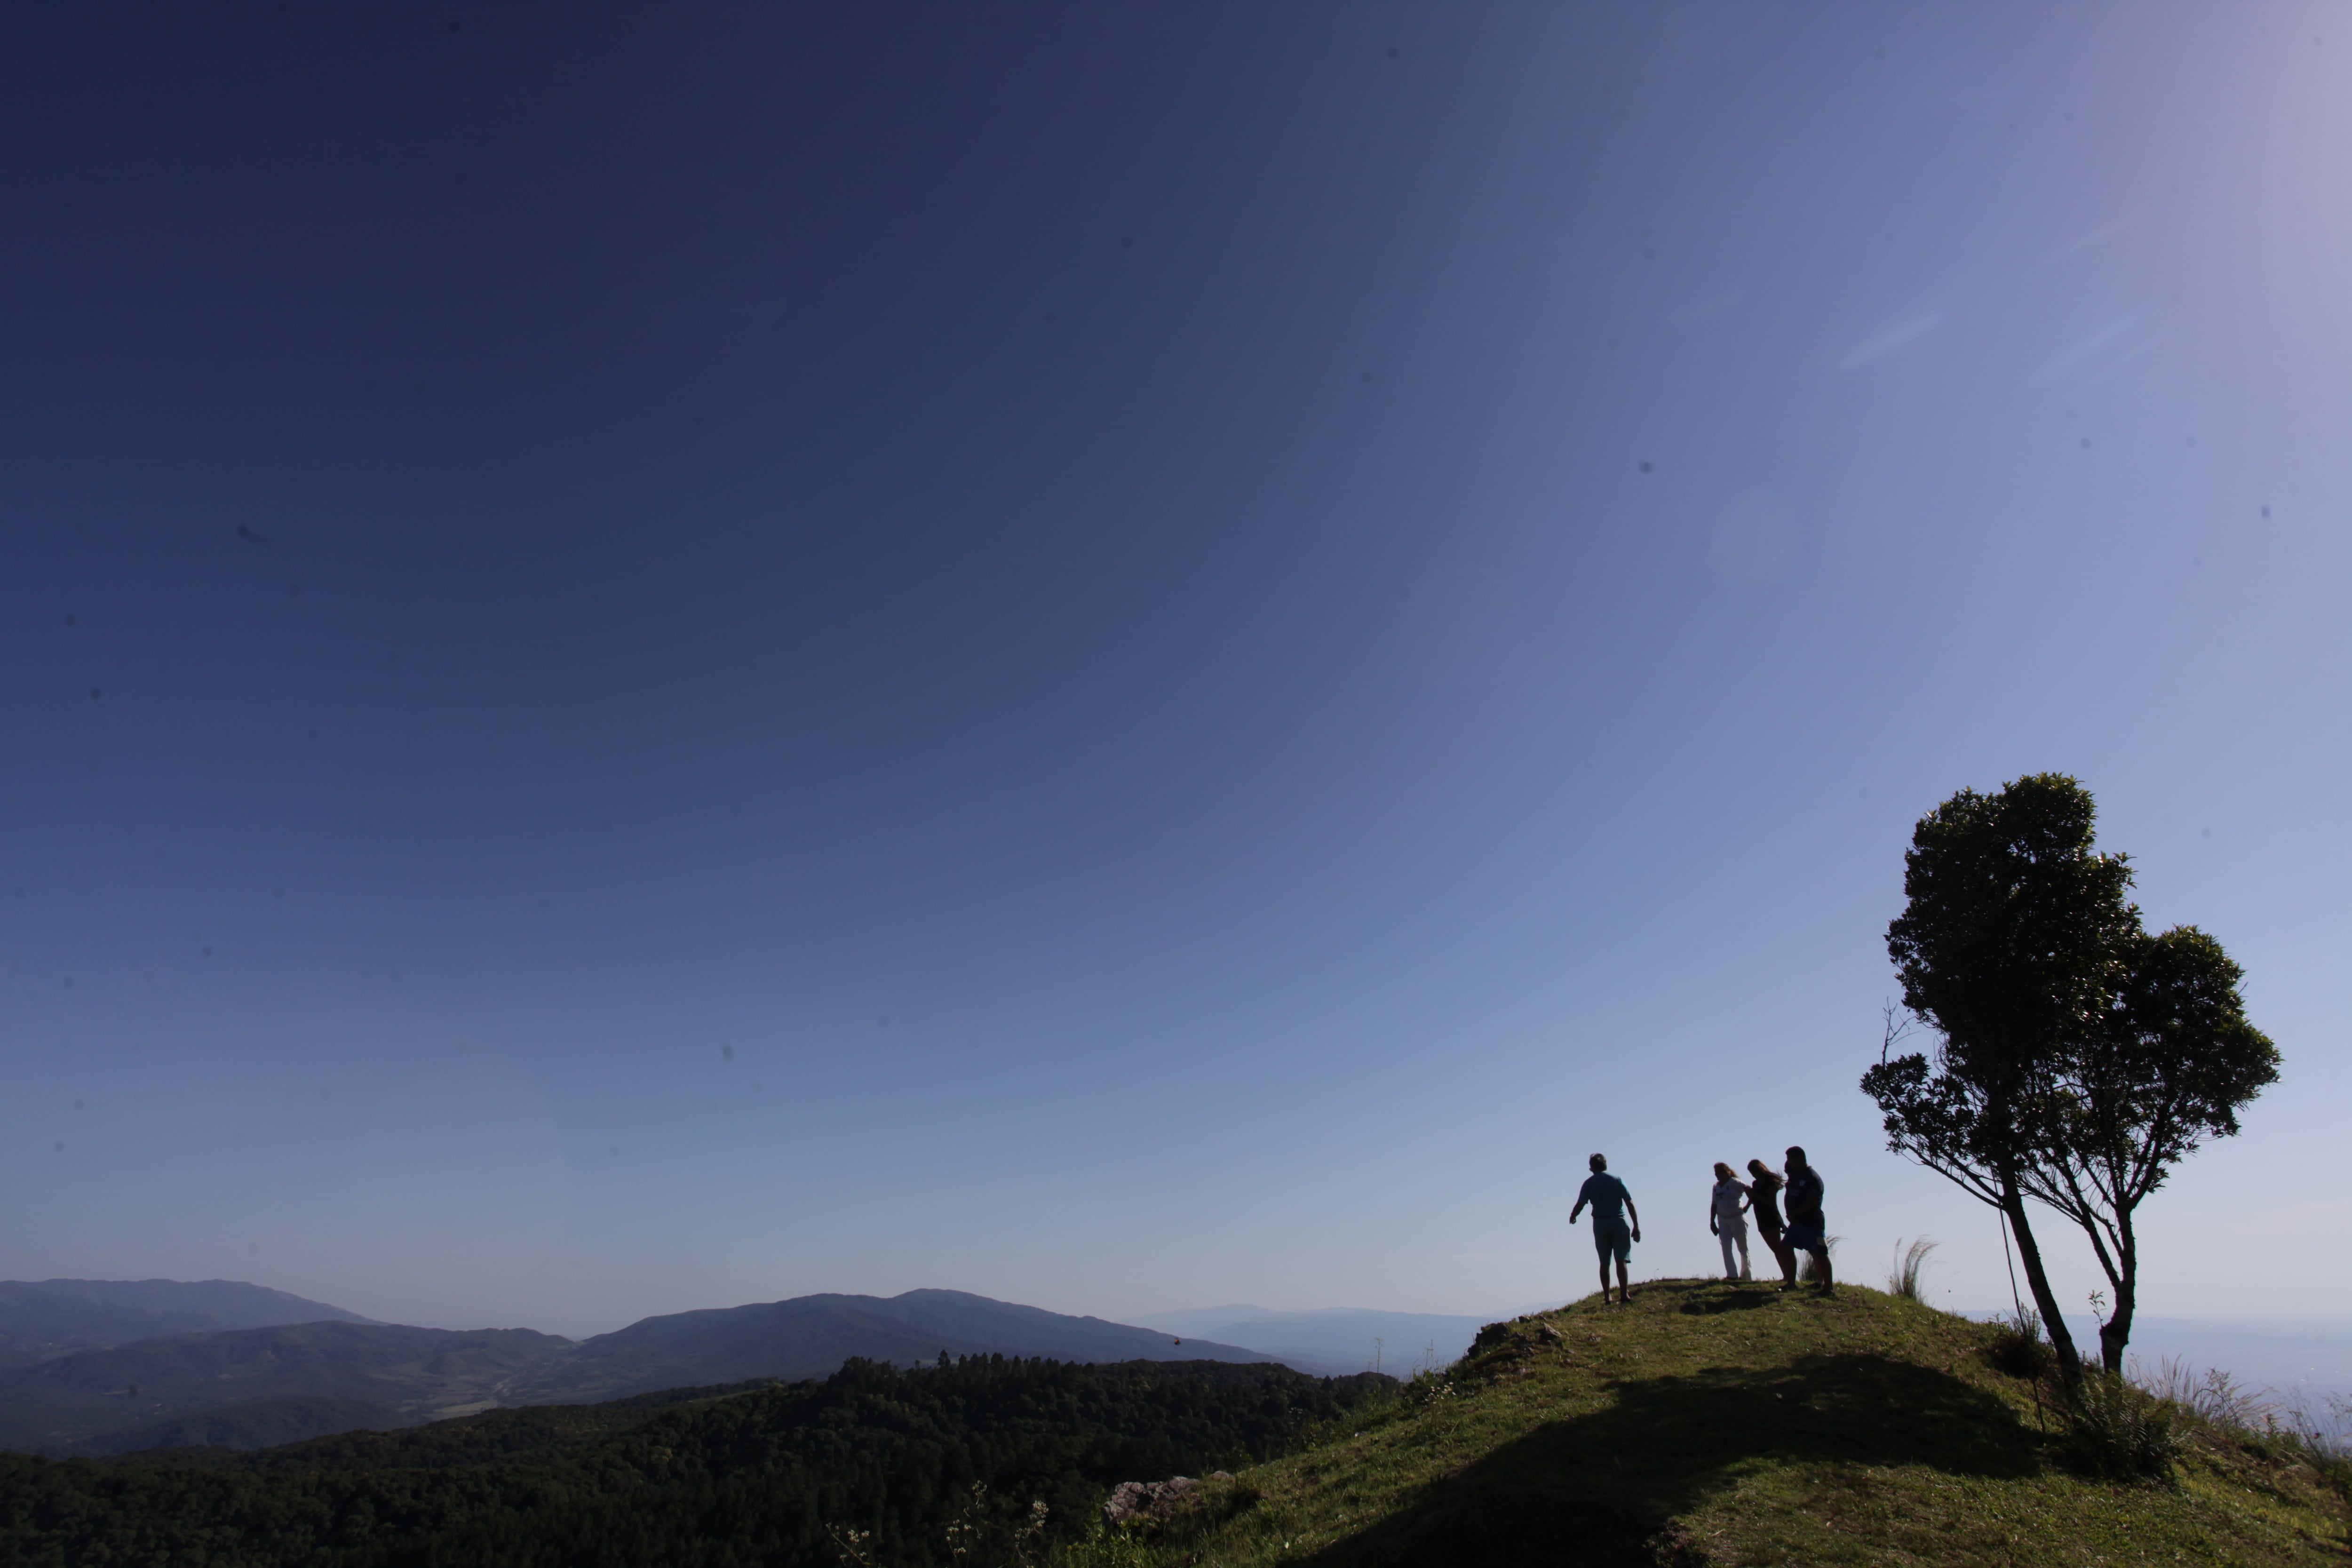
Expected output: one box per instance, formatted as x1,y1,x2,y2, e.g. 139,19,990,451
1133,1305,1495,1377
509,1288,1277,1405
0,1279,375,1370
0,1321,570,1455
0,1285,1275,1456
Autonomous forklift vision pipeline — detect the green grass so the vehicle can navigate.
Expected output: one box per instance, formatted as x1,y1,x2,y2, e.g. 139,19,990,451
1097,1280,2348,1567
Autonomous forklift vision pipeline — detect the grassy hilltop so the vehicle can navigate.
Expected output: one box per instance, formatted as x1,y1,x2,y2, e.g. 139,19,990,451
1112,1279,2349,1568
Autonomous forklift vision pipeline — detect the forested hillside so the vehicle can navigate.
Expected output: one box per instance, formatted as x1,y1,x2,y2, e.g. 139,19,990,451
0,1356,1391,1567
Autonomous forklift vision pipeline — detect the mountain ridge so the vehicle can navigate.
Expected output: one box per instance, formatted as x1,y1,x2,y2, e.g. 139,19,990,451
506,1286,1275,1405
0,1321,571,1455
0,1284,1276,1456
1132,1305,1497,1377
0,1278,376,1371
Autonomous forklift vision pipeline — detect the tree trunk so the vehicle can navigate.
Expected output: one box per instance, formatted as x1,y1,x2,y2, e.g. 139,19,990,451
2098,1221,2137,1375
2001,1176,2083,1385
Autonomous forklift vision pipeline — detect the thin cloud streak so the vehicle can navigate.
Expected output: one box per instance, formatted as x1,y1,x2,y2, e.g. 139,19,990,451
2036,315,2141,381
1840,311,1944,369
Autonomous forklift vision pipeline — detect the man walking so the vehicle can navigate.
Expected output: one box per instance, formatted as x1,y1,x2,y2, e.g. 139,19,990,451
1569,1153,1642,1306
1783,1146,1832,1297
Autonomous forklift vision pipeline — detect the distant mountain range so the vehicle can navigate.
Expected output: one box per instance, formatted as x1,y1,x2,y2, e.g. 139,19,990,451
1132,1305,1500,1377
0,1321,570,1455
12,1277,2344,1468
0,1279,377,1371
501,1288,1275,1406
0,1282,1274,1457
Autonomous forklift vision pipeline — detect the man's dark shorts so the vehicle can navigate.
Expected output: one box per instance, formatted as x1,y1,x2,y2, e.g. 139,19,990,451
1785,1222,1826,1253
1593,1217,1632,1264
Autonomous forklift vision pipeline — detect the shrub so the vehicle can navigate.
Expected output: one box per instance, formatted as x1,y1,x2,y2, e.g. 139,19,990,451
2064,1370,2183,1483
1399,1368,1460,1411
1985,1307,2055,1382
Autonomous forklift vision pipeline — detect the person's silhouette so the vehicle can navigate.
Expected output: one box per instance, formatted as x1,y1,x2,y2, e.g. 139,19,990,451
1568,1152,1642,1305
1783,1145,1833,1296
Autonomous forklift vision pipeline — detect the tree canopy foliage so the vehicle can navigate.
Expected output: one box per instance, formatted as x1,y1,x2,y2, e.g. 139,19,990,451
2027,924,2278,1370
1863,773,2276,1378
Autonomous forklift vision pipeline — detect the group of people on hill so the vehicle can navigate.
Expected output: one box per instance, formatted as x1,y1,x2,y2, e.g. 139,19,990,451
1567,1147,1832,1306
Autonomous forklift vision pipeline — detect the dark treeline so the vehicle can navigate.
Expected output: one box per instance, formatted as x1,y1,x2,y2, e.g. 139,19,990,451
0,1355,1392,1567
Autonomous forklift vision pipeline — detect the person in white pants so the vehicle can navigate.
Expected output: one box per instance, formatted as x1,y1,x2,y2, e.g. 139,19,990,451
1709,1162,1752,1281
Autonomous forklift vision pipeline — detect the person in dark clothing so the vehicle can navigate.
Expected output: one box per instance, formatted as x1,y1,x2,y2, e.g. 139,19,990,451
1745,1157,1798,1288
1569,1152,1642,1305
1782,1145,1833,1295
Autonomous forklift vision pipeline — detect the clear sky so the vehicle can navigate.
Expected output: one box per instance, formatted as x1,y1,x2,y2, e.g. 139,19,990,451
5,4,2346,1341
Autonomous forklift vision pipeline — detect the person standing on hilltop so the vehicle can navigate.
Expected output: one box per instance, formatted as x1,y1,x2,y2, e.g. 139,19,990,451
1569,1152,1642,1306
1708,1162,1752,1281
1783,1146,1833,1296
1746,1158,1799,1289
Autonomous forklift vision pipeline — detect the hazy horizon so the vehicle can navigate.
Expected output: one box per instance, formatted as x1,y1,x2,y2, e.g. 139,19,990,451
7,4,2348,1344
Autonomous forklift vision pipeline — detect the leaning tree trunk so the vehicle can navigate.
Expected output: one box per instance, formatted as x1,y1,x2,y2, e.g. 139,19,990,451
2001,1175,2083,1386
2098,1221,2137,1376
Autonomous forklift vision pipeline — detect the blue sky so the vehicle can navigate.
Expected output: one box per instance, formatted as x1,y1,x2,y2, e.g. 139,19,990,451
4,4,2346,1339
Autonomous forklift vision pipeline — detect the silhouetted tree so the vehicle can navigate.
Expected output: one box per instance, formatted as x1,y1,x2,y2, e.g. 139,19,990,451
1863,774,2140,1385
2026,925,2277,1373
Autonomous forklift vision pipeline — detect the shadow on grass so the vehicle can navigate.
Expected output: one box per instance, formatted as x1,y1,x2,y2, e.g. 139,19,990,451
1298,1349,2039,1568
1676,1288,1776,1316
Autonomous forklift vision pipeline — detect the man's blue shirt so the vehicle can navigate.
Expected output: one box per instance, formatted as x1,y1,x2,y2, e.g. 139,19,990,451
1577,1172,1631,1223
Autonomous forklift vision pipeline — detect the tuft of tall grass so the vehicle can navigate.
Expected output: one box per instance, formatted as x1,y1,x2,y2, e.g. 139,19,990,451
2285,1392,2352,1517
2124,1360,2352,1526
1885,1236,1938,1300
1795,1234,1841,1283
2131,1356,2273,1432
2282,1389,2352,1459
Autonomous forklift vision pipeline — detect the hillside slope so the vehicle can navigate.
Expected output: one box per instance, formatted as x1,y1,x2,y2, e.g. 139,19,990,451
1130,1280,2348,1567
